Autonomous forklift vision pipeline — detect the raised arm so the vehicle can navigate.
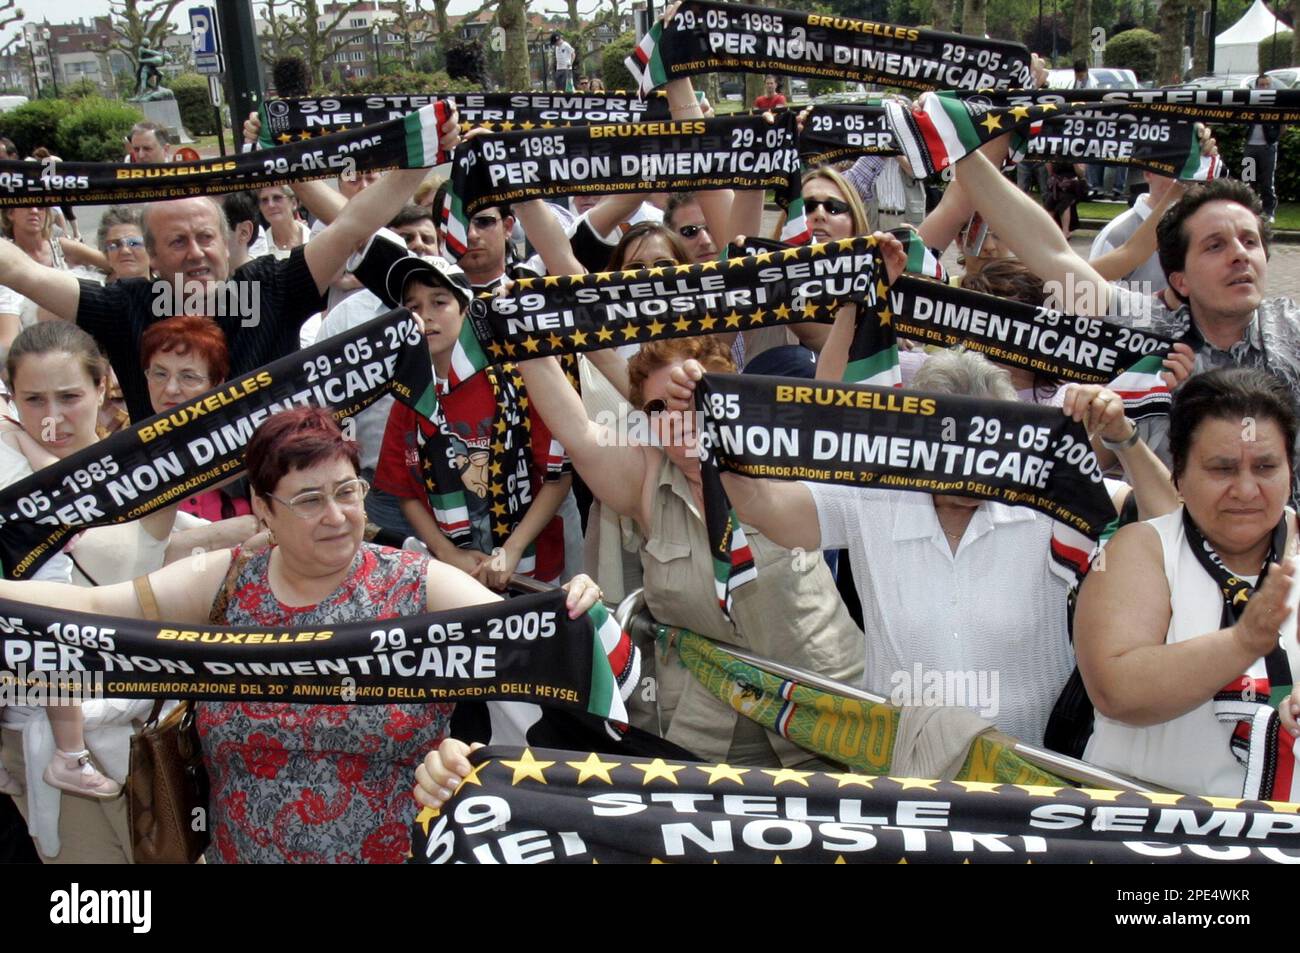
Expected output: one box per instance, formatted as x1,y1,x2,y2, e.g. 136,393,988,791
516,355,652,520
1090,180,1184,282
0,239,81,320
955,147,1112,316
512,199,585,277
665,77,733,249
304,167,429,292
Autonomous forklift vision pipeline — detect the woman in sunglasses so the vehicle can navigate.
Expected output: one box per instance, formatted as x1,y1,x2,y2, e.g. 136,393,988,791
0,405,605,863
802,166,871,246
96,205,150,283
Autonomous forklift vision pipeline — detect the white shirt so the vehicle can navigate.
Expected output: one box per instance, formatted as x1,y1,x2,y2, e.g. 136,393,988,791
1088,193,1165,293
555,39,575,70
314,289,392,470
807,484,1074,745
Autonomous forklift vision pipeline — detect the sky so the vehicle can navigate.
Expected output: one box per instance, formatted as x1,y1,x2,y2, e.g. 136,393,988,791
0,0,595,49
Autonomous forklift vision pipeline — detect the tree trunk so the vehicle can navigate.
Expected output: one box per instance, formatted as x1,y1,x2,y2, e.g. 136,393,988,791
1156,0,1189,85
961,0,987,36
498,0,530,91
1192,0,1210,77
1292,0,1300,67
932,0,956,33
1070,0,1092,64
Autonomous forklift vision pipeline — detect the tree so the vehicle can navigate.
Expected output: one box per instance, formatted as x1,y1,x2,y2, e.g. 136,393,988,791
497,0,530,90
1103,26,1159,80
961,0,988,37
1192,0,1210,76
1259,29,1295,71
1293,0,1300,67
98,0,183,88
1155,0,1188,84
1070,0,1092,63
260,0,364,83
388,1,437,70
933,0,957,32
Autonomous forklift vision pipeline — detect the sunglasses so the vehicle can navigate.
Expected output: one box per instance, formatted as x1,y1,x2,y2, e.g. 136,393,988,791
627,258,679,270
106,236,145,252
641,398,667,414
470,214,502,230
804,198,851,216
677,224,708,239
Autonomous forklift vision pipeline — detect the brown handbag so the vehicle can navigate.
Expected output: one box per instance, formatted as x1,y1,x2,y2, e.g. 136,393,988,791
125,575,211,864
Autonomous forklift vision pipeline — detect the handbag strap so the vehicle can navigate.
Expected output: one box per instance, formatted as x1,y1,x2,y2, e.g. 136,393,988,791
209,548,255,625
132,574,170,727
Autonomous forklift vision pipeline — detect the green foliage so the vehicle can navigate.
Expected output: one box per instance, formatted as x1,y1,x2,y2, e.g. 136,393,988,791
54,99,144,162
62,78,101,101
1259,31,1295,72
808,78,847,95
602,32,637,91
0,98,76,156
334,67,479,95
1103,27,1160,81
1211,123,1300,203
169,73,217,136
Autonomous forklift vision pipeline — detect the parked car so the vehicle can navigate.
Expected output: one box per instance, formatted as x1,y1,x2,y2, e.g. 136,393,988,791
1238,68,1300,88
1044,67,1139,89
0,95,28,114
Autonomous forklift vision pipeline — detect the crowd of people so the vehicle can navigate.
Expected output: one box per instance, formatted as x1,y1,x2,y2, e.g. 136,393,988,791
0,35,1297,863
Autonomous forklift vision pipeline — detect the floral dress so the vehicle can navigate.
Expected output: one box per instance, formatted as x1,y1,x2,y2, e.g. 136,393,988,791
197,544,452,864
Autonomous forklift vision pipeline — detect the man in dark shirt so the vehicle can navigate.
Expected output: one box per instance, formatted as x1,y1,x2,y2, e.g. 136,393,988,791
0,114,457,421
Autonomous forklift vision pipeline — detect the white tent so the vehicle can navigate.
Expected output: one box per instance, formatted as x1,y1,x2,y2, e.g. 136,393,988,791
1215,0,1290,76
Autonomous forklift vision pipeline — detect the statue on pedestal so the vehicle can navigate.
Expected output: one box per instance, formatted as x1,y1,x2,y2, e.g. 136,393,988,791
129,45,174,101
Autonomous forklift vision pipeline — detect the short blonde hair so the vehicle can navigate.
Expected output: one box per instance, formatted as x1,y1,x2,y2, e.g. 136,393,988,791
802,165,870,236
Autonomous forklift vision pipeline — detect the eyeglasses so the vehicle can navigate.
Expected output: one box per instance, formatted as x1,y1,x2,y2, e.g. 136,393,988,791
677,224,708,239
265,477,370,520
470,214,502,230
804,198,851,216
641,399,667,414
106,236,145,253
627,258,679,270
146,366,210,389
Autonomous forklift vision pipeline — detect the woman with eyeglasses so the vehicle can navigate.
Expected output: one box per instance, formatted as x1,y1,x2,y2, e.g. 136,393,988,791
0,404,605,862
250,185,311,261
96,205,149,282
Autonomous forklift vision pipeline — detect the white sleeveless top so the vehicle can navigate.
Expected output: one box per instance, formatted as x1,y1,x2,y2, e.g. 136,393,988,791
1084,507,1268,796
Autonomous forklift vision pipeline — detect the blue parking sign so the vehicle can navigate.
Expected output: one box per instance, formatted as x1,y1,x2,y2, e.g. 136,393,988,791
189,6,220,55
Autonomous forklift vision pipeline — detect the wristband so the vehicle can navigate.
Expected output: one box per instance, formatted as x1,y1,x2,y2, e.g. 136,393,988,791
1100,424,1140,453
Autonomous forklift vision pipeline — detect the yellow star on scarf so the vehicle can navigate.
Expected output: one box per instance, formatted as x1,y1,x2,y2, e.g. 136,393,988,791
337,125,349,132
521,336,540,353
501,749,554,785
516,278,535,290
621,324,640,340
773,303,791,321
487,341,504,359
494,417,508,434
541,120,556,129
544,274,561,287
633,758,686,785
1080,787,1125,802
491,501,507,518
724,310,742,328
697,763,749,785
546,332,564,351
753,251,774,264
1010,105,1031,121
570,330,588,347
895,777,938,791
594,271,614,282
596,326,614,342
876,279,890,299
519,120,535,130
499,120,516,131
1039,103,1057,112
801,301,819,319
698,314,718,331
489,461,502,477
979,113,1003,133
828,772,875,789
952,780,1003,794
297,130,313,140
728,256,747,268
781,246,802,261
491,440,505,455
1138,791,1185,805
647,319,666,337
673,316,693,333
415,805,439,832
698,259,719,271
503,341,517,358
567,752,620,785
1010,784,1062,797
647,265,667,277
277,133,292,144
748,308,767,325
763,768,813,787
879,307,892,326
459,758,491,789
